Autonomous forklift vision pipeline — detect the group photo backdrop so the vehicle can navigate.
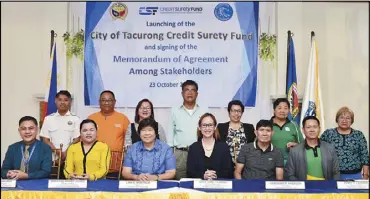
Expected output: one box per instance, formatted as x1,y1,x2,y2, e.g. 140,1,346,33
1,2,369,165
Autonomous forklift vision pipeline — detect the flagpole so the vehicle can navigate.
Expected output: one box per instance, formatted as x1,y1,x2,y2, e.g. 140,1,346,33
50,30,56,56
286,30,291,90
311,31,315,41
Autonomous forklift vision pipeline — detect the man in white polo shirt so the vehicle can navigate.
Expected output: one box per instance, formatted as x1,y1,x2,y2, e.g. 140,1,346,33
40,90,80,179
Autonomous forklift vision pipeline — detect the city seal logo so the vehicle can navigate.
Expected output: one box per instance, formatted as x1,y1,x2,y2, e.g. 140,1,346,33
214,3,233,21
304,101,317,117
288,82,299,118
110,3,128,20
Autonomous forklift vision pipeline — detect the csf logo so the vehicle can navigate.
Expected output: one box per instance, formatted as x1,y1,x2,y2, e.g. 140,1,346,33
139,7,159,15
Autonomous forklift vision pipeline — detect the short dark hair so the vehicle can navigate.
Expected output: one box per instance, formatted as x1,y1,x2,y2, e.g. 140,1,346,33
19,116,38,126
273,98,290,109
256,119,273,130
80,119,98,131
135,99,154,123
227,100,244,113
100,90,116,100
55,90,72,99
302,115,320,127
138,118,158,135
181,80,198,91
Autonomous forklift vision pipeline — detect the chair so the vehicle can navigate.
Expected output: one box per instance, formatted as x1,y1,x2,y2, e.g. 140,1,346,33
50,143,63,179
106,148,125,180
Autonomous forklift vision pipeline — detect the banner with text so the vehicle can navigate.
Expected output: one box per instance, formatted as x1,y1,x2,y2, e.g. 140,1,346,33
84,2,259,107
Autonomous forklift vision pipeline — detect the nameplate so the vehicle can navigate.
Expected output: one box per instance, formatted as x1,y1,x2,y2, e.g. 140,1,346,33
265,181,305,189
119,181,157,189
48,180,87,188
194,180,232,189
337,181,369,189
1,179,16,188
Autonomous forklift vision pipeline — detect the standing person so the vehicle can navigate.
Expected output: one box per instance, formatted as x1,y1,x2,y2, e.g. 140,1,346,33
187,113,233,179
64,119,111,181
88,90,130,178
167,80,208,180
320,106,369,180
1,116,52,180
124,99,166,147
217,100,255,163
40,90,80,179
234,120,284,180
270,98,304,164
285,116,340,180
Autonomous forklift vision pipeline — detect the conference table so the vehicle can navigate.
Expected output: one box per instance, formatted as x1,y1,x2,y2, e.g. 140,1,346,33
1,179,368,199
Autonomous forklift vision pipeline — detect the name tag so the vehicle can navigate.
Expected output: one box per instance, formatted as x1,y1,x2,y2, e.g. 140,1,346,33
48,180,87,188
337,181,369,189
1,179,16,188
119,181,157,189
265,181,305,189
194,180,232,189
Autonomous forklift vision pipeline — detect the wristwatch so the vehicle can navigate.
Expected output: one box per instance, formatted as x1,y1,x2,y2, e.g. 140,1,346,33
156,174,160,181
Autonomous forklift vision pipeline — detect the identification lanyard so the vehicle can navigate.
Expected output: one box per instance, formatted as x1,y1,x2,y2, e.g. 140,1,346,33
21,143,37,168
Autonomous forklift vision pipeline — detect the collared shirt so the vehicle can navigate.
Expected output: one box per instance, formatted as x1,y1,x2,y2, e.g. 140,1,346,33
237,141,284,180
270,116,304,162
123,139,176,175
64,141,111,181
40,111,81,152
305,139,324,180
1,140,52,179
167,104,208,147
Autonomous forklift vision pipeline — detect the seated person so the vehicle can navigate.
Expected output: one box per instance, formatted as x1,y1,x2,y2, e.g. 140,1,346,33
285,116,340,180
234,120,284,180
187,113,233,180
1,116,52,180
124,98,166,147
121,118,176,181
64,119,111,180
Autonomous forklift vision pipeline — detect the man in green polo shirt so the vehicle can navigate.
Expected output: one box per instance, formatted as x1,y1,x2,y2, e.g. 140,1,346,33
285,116,340,180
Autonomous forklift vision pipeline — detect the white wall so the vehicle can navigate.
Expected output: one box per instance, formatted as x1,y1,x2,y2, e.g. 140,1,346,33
1,2,368,165
276,2,369,145
1,2,68,163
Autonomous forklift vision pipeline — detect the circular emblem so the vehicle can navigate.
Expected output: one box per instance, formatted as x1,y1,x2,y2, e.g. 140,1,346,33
214,3,233,22
110,2,128,20
68,121,73,125
288,82,299,118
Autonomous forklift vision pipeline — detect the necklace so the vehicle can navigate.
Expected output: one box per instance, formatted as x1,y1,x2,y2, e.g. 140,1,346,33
202,138,215,151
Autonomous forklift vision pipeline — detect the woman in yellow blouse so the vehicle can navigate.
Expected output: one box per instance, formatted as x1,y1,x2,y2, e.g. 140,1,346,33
64,119,111,180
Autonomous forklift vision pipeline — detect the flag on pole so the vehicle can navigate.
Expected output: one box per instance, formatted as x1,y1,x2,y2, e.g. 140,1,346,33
300,32,325,134
43,42,58,119
286,32,300,125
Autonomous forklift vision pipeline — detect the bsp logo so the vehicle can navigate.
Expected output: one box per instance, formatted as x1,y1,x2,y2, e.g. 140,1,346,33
110,3,128,20
214,3,233,21
139,7,159,15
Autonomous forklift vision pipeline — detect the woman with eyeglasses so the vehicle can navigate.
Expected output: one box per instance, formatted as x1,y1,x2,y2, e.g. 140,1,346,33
124,99,166,148
217,100,256,164
186,113,233,180
320,106,369,180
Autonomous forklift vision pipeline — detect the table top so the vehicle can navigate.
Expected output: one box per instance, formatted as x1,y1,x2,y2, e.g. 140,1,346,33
1,179,369,193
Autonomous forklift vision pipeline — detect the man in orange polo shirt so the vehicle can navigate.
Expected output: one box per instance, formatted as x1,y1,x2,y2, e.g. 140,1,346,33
88,90,130,178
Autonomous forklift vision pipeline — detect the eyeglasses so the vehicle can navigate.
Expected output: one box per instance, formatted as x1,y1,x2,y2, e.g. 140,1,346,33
100,99,114,104
201,123,215,129
230,109,242,114
338,116,351,121
140,107,151,111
